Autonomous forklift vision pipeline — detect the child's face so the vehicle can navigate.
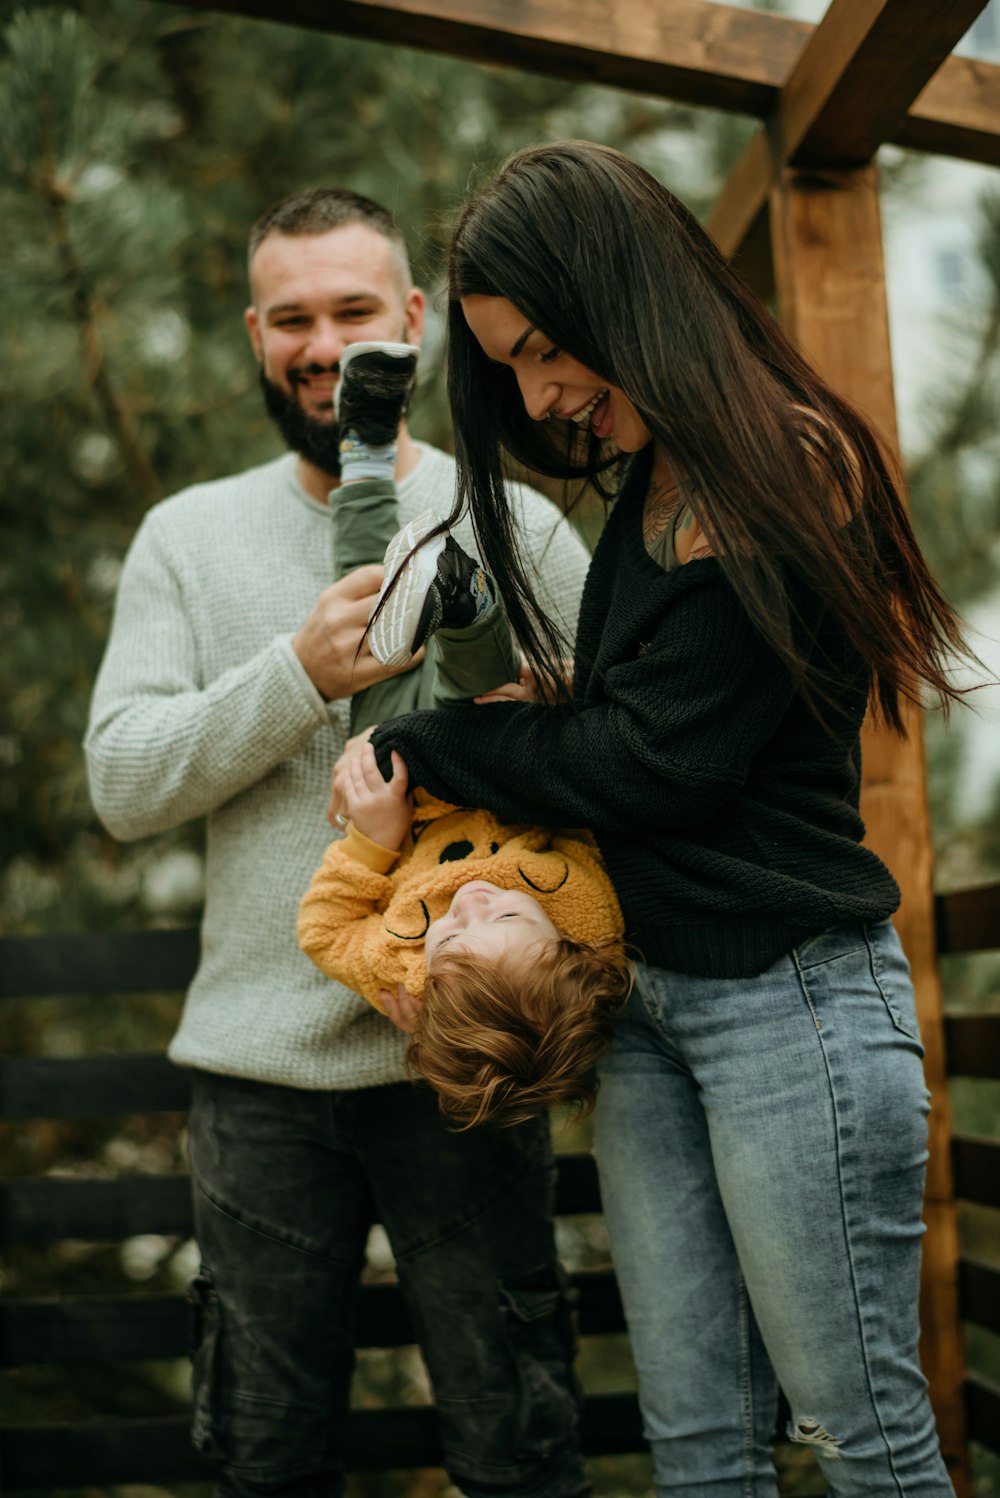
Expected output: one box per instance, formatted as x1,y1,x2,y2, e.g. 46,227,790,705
425,881,560,969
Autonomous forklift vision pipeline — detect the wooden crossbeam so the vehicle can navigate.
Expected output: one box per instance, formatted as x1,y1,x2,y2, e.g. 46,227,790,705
167,0,809,113
709,0,990,256
168,0,1000,169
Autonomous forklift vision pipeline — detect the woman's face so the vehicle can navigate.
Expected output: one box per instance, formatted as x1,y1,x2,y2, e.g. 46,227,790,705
460,295,653,453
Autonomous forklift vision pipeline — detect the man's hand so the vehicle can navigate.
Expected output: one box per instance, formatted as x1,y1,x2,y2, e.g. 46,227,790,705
339,744,411,850
380,982,424,1034
293,564,424,701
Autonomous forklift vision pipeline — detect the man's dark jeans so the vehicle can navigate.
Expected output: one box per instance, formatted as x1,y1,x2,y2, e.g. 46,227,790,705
187,1071,589,1498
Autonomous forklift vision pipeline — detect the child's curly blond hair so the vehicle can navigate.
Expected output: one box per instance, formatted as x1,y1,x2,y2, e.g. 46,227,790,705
408,938,633,1128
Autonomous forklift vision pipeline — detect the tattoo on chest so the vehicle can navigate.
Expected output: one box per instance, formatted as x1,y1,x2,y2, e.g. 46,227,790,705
642,480,682,547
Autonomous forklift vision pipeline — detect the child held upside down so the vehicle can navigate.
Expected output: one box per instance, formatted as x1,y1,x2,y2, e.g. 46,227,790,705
296,338,630,1126
298,740,630,1128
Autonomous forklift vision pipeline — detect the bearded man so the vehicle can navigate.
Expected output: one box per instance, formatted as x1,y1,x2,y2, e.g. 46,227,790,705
85,187,592,1498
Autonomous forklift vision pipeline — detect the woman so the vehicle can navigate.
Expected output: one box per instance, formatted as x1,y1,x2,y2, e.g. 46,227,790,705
368,140,967,1495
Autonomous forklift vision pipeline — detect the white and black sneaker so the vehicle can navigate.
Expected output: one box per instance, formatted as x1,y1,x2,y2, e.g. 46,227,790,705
335,341,419,446
368,509,488,668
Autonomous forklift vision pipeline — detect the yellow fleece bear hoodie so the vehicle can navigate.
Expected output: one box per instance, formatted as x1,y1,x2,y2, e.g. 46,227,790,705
298,791,623,1013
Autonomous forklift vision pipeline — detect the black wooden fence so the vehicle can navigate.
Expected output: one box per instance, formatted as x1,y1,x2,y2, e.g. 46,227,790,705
2,885,999,1488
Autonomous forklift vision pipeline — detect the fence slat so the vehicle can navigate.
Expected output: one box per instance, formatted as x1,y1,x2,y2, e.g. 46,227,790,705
0,1270,625,1367
0,1155,603,1245
0,929,199,999
944,1016,1000,1081
965,1373,1000,1456
0,1393,644,1487
0,1293,190,1365
935,883,1000,956
0,1175,194,1244
952,1136,1000,1211
0,1053,191,1120
958,1259,1000,1338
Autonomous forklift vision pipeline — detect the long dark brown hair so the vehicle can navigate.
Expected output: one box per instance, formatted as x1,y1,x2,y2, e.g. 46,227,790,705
443,138,970,732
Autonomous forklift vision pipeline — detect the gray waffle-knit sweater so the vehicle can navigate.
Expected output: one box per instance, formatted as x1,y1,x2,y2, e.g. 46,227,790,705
85,445,591,1089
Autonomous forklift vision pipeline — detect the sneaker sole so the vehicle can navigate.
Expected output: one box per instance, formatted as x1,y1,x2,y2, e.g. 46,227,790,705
369,508,448,668
334,342,420,422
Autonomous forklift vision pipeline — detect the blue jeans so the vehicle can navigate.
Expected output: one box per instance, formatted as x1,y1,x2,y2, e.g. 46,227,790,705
187,1073,588,1498
593,919,954,1497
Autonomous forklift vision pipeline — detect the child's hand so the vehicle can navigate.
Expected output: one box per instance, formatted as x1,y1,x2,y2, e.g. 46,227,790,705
380,983,424,1034
341,744,411,850
328,725,377,825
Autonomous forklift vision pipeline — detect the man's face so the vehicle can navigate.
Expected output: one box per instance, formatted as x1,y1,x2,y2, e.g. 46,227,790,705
245,223,425,473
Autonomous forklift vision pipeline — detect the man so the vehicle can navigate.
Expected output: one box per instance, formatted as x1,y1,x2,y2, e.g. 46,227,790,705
85,189,593,1498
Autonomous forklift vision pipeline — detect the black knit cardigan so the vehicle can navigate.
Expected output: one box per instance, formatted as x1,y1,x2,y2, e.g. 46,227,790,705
372,470,900,977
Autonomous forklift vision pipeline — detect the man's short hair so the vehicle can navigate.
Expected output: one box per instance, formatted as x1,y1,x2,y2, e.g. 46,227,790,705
247,187,412,289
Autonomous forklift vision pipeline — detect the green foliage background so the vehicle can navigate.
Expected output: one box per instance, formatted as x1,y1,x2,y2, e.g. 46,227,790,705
1,3,998,1495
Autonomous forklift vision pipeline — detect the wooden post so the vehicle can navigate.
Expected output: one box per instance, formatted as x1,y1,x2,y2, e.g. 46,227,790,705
768,162,968,1495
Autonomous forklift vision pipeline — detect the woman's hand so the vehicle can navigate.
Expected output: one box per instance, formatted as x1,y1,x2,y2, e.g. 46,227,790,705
336,744,412,850
328,725,377,825
380,982,424,1034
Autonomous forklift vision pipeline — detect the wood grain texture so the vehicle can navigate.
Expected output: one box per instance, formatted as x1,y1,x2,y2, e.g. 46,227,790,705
165,0,1000,170
709,0,990,254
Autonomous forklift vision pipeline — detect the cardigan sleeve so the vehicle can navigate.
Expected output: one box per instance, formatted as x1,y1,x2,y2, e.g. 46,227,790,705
371,569,805,837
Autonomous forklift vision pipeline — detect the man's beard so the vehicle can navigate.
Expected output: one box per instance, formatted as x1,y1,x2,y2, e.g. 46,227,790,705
260,368,342,478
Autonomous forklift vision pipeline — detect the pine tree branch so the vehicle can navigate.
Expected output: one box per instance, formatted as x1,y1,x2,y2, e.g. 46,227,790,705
909,288,1000,488
36,147,161,507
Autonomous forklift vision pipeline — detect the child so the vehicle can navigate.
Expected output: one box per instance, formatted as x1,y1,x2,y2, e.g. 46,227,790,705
298,739,629,1128
301,341,631,1126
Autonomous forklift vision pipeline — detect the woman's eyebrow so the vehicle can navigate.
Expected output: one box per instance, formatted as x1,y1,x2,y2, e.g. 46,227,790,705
508,324,537,359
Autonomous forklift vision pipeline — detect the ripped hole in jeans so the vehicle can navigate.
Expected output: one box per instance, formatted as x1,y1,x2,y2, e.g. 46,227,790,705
789,1414,841,1457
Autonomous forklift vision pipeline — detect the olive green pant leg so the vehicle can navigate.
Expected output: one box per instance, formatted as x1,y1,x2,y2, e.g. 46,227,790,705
331,480,519,735
432,605,520,709
332,479,428,735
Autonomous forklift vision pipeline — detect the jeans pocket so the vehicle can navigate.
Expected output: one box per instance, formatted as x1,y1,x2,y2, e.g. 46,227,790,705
498,1260,583,1463
189,1267,225,1458
868,922,923,1046
794,922,868,971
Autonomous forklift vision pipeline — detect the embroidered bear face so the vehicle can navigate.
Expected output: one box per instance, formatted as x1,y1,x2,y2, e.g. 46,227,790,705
381,798,584,945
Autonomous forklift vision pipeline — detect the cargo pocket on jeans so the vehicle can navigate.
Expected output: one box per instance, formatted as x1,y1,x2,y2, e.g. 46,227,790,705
189,1267,225,1458
499,1261,583,1464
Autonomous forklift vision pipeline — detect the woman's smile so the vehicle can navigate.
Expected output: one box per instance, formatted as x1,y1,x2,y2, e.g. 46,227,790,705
460,294,651,451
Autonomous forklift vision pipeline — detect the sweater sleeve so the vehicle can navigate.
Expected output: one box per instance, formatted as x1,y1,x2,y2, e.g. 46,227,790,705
296,832,401,1009
371,569,803,836
505,480,590,645
84,510,333,841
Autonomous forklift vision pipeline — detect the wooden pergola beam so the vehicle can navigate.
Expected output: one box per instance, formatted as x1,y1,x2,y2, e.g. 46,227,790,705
768,160,970,1492
708,0,990,257
173,0,1000,169
904,55,1000,166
